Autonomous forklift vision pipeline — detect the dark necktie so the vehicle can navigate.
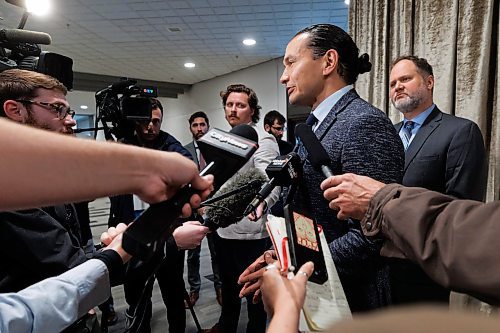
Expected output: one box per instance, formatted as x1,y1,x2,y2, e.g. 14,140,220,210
306,113,318,127
198,151,206,170
196,146,206,170
401,120,415,151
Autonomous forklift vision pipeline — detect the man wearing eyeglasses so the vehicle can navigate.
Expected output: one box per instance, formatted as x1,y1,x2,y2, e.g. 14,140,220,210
0,69,100,331
263,110,294,155
1,71,76,133
5,70,118,326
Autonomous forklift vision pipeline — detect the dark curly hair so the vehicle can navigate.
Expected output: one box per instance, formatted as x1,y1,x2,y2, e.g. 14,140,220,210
188,111,209,126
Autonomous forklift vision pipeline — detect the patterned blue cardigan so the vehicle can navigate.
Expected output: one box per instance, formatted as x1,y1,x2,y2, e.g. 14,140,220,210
293,89,404,312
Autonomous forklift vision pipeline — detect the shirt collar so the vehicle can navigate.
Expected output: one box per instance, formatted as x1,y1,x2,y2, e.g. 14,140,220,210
311,85,353,127
405,103,435,126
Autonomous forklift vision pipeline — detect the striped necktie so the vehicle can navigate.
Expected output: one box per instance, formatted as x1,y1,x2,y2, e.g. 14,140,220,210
401,121,415,151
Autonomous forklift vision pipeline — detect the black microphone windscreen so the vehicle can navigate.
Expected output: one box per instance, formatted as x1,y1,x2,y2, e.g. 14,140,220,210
295,123,331,168
204,168,267,228
0,29,52,45
230,124,258,142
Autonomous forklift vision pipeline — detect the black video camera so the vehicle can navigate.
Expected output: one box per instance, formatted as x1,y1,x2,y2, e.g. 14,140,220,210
94,78,158,141
0,5,73,89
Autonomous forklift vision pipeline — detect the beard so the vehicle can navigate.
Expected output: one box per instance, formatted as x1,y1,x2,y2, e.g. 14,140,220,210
391,88,426,114
194,132,205,140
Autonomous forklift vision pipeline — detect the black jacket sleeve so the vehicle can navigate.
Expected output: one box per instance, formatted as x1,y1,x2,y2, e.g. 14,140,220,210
0,209,87,292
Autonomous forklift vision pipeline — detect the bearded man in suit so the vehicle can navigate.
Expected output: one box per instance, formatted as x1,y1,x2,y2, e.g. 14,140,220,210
387,55,486,305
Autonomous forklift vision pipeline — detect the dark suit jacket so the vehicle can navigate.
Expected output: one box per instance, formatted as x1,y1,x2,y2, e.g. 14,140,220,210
390,106,487,304
277,139,294,155
293,89,405,312
396,107,486,200
0,205,87,292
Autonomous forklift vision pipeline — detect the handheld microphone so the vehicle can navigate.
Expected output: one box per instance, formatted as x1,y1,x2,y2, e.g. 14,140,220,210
295,123,334,178
198,124,258,191
203,168,267,230
243,152,302,216
121,124,259,258
0,29,52,45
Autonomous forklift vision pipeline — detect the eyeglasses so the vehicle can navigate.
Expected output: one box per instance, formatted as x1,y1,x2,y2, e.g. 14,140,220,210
16,100,75,120
271,125,286,132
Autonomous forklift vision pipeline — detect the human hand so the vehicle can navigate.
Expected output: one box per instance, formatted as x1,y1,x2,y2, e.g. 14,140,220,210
247,201,267,221
238,250,278,303
320,173,385,220
172,221,209,250
133,151,214,216
261,261,314,317
100,223,131,263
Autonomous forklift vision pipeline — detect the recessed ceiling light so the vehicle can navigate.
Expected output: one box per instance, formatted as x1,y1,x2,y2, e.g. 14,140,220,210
80,105,88,110
184,62,195,68
344,0,350,5
243,39,256,46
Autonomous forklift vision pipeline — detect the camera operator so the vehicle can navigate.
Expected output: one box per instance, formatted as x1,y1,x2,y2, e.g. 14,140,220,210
108,98,209,333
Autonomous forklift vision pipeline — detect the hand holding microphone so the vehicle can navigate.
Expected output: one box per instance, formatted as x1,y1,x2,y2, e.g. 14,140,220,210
173,221,210,250
122,124,259,258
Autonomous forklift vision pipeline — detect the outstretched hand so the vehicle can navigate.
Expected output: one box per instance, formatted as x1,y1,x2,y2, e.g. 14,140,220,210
238,250,278,303
261,261,313,315
321,173,385,220
100,223,131,263
134,151,214,217
172,221,210,250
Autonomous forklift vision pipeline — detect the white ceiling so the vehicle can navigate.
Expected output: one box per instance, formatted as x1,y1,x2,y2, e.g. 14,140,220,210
0,0,349,85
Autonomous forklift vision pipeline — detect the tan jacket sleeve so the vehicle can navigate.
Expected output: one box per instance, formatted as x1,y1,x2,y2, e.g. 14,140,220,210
360,184,500,304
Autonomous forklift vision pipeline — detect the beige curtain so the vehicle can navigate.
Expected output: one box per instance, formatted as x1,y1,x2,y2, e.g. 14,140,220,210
349,0,499,202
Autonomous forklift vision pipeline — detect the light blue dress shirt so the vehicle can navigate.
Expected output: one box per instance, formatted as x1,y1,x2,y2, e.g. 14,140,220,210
398,103,435,146
0,259,110,333
310,85,354,131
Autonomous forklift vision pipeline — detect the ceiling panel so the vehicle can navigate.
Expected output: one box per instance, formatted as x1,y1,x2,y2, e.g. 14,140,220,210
0,0,349,85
